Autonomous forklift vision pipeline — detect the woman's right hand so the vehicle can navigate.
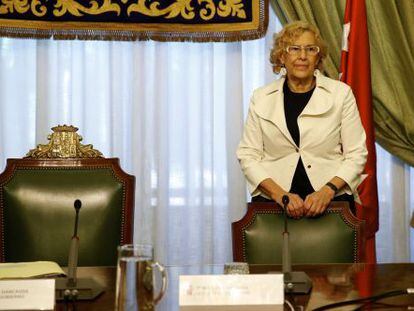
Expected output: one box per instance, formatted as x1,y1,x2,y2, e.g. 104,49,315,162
258,179,305,219
272,192,305,219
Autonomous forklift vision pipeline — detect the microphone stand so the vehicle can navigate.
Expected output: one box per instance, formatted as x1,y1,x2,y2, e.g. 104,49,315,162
281,195,312,294
55,200,104,301
67,199,81,288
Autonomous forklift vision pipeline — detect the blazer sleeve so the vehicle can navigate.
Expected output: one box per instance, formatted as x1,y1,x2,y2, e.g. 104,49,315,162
334,86,368,193
236,95,272,195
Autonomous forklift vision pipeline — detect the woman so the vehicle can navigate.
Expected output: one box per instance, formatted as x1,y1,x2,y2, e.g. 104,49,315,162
237,21,367,218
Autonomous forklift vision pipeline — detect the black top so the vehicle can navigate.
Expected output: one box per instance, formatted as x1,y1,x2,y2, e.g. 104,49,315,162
283,81,315,200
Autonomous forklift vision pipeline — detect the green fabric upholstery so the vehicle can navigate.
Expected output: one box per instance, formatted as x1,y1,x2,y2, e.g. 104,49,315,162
0,158,134,266
232,202,365,264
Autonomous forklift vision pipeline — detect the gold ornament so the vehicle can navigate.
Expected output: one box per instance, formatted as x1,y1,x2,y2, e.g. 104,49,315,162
26,125,103,159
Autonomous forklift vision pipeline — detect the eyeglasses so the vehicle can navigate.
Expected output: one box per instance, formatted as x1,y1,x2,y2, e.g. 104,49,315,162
285,45,320,56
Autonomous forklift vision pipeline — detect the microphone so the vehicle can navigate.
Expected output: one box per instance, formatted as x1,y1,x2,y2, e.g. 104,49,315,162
281,195,312,294
67,199,81,287
55,200,104,301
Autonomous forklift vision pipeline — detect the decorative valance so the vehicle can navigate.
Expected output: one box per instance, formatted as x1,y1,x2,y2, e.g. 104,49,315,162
0,0,268,42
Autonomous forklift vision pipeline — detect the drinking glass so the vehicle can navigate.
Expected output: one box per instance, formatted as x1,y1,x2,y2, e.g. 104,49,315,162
115,244,167,311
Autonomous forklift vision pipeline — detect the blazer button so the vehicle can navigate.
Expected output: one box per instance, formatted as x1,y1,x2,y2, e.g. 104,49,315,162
307,165,311,169
295,148,299,153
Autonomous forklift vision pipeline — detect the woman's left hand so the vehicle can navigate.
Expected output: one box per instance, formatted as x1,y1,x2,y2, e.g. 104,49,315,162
304,186,335,217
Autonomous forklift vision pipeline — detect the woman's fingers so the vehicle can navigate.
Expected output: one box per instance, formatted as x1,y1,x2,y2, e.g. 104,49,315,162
287,194,304,219
304,191,330,217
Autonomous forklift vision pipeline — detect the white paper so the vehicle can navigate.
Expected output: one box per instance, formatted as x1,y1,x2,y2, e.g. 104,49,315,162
0,279,55,310
179,274,284,311
0,261,65,279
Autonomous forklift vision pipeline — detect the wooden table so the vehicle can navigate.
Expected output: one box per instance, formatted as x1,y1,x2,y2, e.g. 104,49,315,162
55,267,116,311
55,263,414,310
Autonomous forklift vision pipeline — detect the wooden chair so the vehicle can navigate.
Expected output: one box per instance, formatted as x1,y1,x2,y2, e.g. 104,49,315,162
0,126,135,266
232,201,365,264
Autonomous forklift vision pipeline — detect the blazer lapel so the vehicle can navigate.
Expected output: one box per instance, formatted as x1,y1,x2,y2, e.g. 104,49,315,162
301,71,334,116
300,87,333,116
254,78,297,147
253,72,335,147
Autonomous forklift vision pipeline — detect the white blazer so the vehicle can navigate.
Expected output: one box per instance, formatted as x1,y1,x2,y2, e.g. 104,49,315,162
237,71,368,201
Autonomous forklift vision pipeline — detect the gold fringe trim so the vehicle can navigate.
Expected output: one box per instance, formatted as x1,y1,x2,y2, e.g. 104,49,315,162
0,28,267,42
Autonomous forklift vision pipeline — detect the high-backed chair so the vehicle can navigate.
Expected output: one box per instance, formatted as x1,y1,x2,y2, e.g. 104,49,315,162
232,201,365,264
0,125,135,266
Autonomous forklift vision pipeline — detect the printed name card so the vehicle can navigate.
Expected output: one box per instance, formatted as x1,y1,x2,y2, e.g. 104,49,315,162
179,274,284,311
0,279,55,310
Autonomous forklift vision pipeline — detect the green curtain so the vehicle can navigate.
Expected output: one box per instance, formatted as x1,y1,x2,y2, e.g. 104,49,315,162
270,0,414,166
367,0,414,166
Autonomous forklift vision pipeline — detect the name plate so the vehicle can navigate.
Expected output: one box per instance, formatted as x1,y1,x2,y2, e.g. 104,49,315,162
0,279,55,310
179,274,284,311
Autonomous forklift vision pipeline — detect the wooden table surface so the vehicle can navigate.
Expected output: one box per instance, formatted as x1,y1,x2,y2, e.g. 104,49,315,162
55,263,414,310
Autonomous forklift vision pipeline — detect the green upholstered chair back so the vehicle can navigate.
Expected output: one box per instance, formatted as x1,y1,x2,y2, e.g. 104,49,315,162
232,202,365,264
0,158,135,266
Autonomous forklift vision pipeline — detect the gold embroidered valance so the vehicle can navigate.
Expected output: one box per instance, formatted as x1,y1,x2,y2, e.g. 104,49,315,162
0,0,268,42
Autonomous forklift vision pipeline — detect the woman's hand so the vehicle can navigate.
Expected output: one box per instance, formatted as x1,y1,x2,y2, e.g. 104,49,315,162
304,186,335,217
257,178,305,218
273,192,305,219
